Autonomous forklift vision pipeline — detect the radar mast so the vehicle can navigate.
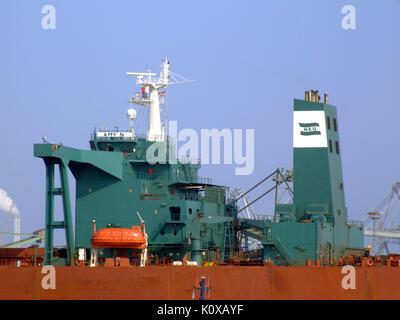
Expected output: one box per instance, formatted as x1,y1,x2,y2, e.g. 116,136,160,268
126,58,192,141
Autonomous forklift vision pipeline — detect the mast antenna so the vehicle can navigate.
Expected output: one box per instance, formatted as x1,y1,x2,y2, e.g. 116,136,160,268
126,58,193,141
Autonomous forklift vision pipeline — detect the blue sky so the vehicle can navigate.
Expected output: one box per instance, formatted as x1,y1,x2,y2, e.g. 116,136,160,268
1,1,399,246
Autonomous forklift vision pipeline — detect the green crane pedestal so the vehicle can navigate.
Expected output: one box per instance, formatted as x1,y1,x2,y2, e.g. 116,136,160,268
43,157,74,265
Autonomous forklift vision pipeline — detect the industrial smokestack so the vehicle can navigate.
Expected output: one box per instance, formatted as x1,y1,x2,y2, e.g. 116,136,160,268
0,188,21,244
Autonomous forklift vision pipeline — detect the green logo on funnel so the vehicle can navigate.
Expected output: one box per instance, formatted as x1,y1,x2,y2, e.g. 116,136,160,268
299,122,321,136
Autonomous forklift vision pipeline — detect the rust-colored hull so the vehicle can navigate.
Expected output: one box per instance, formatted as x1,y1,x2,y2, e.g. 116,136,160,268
1,265,399,300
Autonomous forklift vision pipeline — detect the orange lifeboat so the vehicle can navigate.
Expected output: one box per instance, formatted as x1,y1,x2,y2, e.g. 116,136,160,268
91,226,146,249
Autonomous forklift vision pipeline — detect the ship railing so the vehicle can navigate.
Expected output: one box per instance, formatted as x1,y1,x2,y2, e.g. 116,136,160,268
346,219,364,229
136,172,156,180
195,177,212,184
136,173,211,184
178,156,201,165
251,214,279,222
172,193,201,201
90,131,148,141
136,172,167,181
92,134,168,142
133,172,212,185
136,77,157,87
177,177,213,185
91,130,174,143
130,92,166,105
270,258,331,266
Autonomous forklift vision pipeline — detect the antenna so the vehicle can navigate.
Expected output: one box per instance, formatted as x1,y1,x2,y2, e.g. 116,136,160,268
126,58,193,141
125,72,157,76
136,211,144,224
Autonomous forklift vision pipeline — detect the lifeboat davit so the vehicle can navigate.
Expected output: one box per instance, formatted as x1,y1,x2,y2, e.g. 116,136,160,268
91,226,146,249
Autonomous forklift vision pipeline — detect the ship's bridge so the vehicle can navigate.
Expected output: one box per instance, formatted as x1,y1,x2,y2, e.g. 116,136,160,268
89,128,173,156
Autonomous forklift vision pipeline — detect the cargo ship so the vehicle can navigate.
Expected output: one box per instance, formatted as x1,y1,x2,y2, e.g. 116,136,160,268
1,58,399,300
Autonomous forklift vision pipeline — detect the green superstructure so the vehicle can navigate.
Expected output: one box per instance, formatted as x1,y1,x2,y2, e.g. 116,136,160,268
34,134,233,265
33,59,364,267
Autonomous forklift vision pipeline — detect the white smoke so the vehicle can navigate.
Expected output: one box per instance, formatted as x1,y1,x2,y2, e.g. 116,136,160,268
0,188,20,216
0,188,21,244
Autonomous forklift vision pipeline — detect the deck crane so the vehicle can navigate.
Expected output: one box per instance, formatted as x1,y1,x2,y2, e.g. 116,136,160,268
364,182,400,255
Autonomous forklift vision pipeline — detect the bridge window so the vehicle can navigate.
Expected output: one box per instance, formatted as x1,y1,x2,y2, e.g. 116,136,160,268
327,117,331,130
333,118,337,131
329,139,333,153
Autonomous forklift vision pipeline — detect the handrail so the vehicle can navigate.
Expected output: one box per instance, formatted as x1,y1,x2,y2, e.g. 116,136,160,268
346,219,363,229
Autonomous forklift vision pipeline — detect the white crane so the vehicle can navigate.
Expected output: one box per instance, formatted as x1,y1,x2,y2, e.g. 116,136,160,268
228,188,264,250
364,182,400,255
229,188,257,220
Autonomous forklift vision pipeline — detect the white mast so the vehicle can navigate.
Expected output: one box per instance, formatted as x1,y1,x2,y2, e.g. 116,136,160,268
126,58,169,141
126,58,192,141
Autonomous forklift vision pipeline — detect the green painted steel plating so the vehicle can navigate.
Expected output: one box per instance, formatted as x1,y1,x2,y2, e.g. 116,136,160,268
35,135,235,266
259,97,364,266
34,94,364,267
